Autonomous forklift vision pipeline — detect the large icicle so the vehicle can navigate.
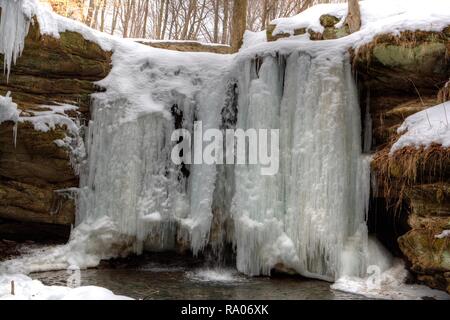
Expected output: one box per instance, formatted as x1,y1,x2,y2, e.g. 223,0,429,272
232,50,370,281
77,49,229,256
0,0,30,81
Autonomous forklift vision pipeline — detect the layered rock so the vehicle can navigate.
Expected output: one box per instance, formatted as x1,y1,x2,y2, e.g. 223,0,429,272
355,29,450,293
0,22,112,241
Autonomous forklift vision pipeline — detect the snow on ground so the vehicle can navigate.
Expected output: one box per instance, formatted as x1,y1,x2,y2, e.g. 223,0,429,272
0,274,132,300
391,101,450,154
0,217,134,275
332,261,450,300
271,0,450,47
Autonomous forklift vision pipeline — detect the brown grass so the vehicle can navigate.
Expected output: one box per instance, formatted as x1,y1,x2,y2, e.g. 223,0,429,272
372,141,450,209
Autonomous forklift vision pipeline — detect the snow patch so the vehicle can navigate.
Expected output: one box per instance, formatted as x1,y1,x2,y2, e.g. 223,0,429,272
0,92,20,124
268,0,450,49
0,274,132,300
0,217,134,274
391,101,450,154
436,230,450,239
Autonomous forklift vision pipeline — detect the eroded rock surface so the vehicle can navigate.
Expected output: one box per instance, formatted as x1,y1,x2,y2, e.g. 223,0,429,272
0,23,112,241
355,29,450,293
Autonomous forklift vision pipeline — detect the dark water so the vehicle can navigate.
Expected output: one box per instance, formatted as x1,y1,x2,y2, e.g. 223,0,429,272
31,254,367,300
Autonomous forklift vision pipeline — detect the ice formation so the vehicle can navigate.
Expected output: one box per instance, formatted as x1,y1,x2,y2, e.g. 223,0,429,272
67,40,372,281
2,0,450,300
0,0,372,283
0,0,30,80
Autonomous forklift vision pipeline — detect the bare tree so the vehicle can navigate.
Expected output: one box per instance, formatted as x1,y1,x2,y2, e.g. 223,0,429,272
347,0,361,33
231,0,248,52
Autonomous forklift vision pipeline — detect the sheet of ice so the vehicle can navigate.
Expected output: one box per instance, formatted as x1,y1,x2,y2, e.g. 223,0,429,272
76,40,233,257
0,274,132,300
0,92,20,124
0,217,135,274
231,50,370,280
391,101,450,154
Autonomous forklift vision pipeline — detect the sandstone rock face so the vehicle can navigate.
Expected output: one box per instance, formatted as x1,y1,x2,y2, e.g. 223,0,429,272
0,23,112,241
355,29,450,293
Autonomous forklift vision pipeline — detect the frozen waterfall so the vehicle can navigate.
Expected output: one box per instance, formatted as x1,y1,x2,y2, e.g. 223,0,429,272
74,45,371,282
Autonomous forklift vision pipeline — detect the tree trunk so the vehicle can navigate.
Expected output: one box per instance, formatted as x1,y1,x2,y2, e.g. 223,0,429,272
84,0,96,25
221,0,229,44
347,0,361,33
181,0,196,40
99,0,107,32
213,0,220,43
161,0,170,40
111,0,120,35
142,0,150,38
230,0,248,52
261,0,269,31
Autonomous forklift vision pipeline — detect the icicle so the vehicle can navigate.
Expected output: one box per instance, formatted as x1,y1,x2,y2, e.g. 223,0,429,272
231,51,370,281
363,89,373,153
0,0,31,81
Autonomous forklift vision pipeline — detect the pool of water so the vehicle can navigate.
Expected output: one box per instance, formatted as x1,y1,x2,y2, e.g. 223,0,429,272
31,254,368,300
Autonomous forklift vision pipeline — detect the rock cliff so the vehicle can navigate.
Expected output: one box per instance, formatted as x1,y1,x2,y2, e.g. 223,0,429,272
354,28,450,293
0,22,112,241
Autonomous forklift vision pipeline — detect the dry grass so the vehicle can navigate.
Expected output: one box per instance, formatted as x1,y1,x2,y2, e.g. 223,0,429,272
438,79,450,103
372,141,450,209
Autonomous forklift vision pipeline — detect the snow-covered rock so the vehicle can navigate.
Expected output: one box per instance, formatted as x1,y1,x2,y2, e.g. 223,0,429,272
391,101,450,154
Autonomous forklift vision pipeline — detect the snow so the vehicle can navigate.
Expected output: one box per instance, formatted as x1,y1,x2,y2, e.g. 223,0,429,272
272,3,348,36
270,0,450,48
0,92,20,124
0,217,134,275
19,103,80,134
332,261,450,300
436,230,450,239
0,274,132,300
391,101,450,154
